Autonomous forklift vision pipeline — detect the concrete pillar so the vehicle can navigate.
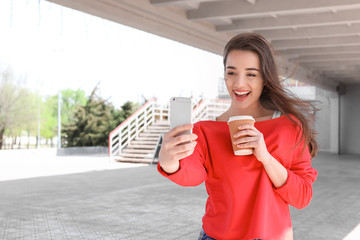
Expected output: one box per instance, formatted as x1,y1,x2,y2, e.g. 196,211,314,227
339,84,360,155
329,93,339,154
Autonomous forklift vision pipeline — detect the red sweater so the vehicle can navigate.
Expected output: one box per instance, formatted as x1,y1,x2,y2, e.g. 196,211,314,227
158,116,318,240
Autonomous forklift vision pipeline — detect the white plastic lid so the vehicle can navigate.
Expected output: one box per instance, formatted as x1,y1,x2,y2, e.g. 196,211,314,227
228,115,255,124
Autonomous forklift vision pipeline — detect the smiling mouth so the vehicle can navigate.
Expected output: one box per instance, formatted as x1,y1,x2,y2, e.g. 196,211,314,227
234,90,251,98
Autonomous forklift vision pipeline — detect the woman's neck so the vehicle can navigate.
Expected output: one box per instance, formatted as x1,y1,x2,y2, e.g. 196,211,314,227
217,102,274,122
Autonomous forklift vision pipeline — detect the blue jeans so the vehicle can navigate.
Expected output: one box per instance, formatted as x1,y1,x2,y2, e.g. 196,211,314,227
198,229,216,240
198,229,263,240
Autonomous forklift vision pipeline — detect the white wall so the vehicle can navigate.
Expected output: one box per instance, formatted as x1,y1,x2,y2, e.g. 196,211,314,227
313,87,340,154
340,84,360,154
314,88,331,152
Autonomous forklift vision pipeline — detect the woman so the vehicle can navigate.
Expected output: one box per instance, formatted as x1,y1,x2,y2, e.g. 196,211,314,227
158,33,318,240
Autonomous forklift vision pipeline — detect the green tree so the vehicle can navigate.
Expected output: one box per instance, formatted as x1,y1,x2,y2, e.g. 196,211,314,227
38,89,87,146
0,67,36,149
62,85,139,147
60,88,87,125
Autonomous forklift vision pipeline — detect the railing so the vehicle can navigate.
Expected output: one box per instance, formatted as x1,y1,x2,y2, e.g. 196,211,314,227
109,97,230,158
108,98,169,158
193,98,230,122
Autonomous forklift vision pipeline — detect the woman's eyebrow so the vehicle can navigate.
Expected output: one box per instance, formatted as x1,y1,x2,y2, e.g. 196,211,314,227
246,68,260,72
226,66,236,69
226,66,260,71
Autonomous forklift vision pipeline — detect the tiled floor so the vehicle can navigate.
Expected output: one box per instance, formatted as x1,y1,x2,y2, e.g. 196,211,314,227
0,152,359,239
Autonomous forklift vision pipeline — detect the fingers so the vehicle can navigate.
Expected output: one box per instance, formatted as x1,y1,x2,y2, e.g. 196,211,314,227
159,138,197,164
166,124,194,138
171,133,198,147
159,124,198,171
173,141,197,155
235,140,258,149
233,125,258,138
161,124,198,157
233,129,256,138
233,136,257,145
176,149,196,160
232,126,263,148
164,124,198,147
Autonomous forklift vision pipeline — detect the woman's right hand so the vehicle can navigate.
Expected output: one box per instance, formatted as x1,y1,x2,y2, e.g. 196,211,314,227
159,124,198,174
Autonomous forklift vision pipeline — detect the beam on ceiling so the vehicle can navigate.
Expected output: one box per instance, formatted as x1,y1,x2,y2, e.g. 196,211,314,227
258,23,360,40
187,0,360,20
277,45,360,56
325,76,359,84
300,59,360,68
216,9,360,32
289,53,360,62
150,0,217,6
320,66,360,72
272,35,360,50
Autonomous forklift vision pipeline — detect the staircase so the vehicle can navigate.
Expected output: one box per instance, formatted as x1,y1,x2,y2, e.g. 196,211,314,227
109,98,230,164
113,122,169,164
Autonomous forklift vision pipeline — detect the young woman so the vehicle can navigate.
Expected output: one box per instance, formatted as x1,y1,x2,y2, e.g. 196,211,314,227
158,33,318,240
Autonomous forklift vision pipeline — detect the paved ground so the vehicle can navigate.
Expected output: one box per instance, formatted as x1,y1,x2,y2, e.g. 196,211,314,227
0,149,145,181
0,151,359,239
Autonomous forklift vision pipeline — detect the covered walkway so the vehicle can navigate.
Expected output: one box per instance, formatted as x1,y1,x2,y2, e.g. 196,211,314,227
0,152,359,239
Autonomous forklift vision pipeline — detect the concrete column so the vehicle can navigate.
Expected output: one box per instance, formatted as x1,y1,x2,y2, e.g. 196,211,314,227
329,93,339,154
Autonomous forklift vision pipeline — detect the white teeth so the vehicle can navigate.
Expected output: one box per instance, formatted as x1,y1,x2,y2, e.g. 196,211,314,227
234,91,250,96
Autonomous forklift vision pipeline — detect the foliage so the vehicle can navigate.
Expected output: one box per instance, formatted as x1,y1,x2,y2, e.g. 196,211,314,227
60,89,88,125
39,89,88,141
0,64,137,149
62,85,139,147
0,67,37,149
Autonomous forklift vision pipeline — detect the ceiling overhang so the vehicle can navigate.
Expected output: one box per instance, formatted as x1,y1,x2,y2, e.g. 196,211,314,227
47,0,360,92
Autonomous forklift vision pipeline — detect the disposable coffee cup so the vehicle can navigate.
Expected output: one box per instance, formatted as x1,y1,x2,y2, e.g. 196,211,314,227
228,116,255,156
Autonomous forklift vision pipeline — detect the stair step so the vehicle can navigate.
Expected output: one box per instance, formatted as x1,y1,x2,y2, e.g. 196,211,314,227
139,133,161,137
144,130,167,134
131,140,158,145
136,137,159,141
127,145,156,149
144,128,167,131
122,149,155,154
147,126,170,130
153,121,169,126
114,157,153,164
119,153,153,159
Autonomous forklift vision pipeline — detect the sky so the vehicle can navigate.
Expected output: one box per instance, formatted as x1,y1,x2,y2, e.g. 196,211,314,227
0,0,224,107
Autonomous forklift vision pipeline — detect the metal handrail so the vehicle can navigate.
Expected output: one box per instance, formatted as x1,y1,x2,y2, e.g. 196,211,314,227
193,98,230,122
108,98,169,158
109,98,230,159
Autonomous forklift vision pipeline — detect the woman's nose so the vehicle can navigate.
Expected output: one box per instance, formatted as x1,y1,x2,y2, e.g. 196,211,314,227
233,74,246,87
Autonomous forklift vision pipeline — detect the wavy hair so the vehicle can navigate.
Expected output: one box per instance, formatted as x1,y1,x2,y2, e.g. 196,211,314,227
223,33,318,158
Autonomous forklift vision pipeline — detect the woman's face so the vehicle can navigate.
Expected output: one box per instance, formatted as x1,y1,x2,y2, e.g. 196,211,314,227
224,50,264,110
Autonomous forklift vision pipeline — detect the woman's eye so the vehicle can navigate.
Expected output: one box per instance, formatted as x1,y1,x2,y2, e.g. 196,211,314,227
247,74,256,77
227,72,236,76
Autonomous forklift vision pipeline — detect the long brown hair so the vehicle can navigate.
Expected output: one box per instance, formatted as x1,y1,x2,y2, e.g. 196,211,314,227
223,33,318,158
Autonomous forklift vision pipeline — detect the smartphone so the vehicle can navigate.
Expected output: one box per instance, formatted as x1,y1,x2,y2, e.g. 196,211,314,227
170,97,192,135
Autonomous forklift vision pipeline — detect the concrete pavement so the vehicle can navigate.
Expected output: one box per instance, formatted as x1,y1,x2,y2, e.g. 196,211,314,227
0,152,359,239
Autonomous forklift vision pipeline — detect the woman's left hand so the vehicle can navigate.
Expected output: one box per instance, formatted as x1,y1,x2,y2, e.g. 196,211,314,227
233,124,271,163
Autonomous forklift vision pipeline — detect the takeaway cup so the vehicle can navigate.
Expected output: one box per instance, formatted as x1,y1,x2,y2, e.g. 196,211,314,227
228,116,255,155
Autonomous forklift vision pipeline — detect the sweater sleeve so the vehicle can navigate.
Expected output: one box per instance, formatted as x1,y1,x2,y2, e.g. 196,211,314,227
157,123,208,187
273,126,318,209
